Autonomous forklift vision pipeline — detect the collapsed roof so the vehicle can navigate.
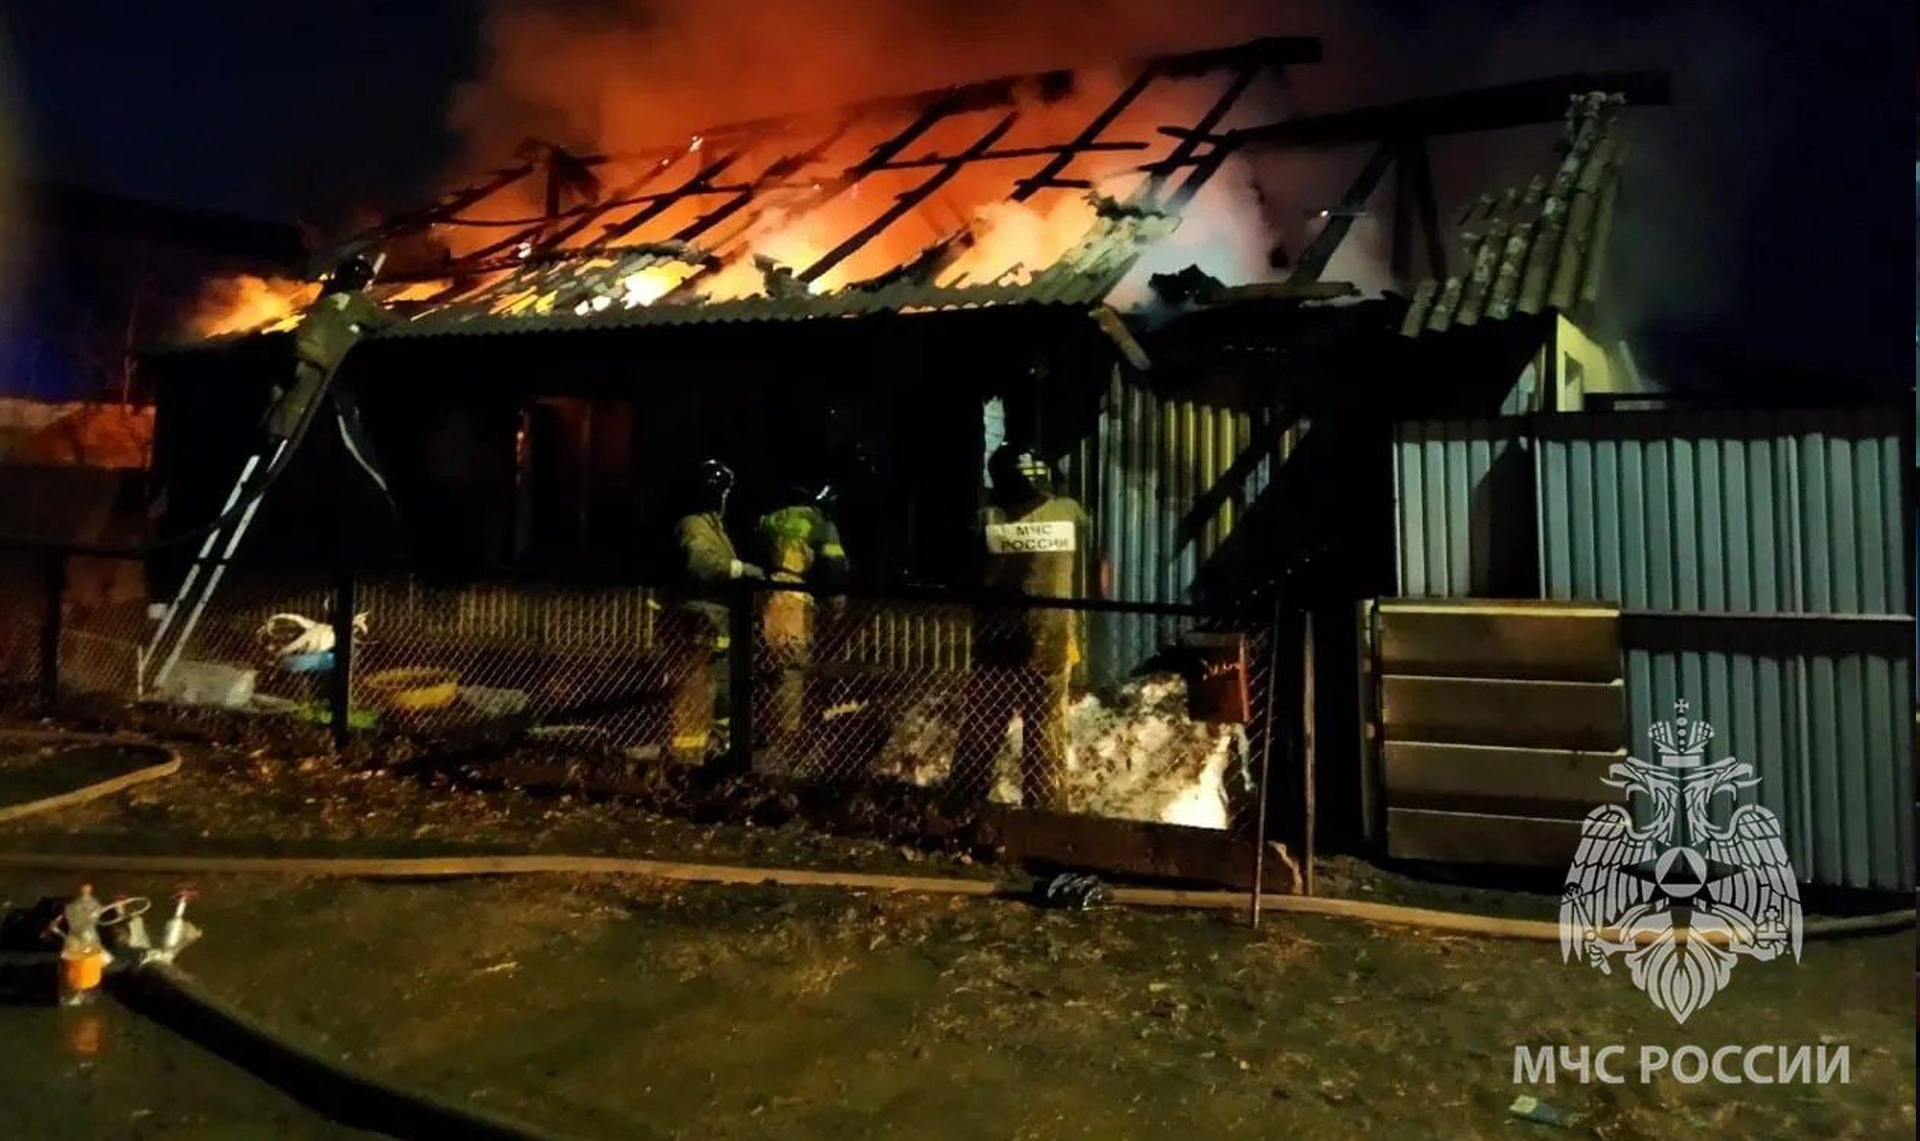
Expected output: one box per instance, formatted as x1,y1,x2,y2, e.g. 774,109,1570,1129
352,37,1323,338
187,39,1663,347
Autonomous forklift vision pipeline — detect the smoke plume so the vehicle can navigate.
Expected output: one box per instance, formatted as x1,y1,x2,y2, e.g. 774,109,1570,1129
436,0,1851,377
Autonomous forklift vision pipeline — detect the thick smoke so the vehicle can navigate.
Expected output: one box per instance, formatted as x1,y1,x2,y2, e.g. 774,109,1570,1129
444,0,1332,292
449,0,1292,164
443,0,1866,378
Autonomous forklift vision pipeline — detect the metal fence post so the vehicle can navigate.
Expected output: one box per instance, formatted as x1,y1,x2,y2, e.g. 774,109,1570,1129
1250,592,1282,928
329,569,356,749
728,580,754,772
1301,608,1317,897
39,548,66,710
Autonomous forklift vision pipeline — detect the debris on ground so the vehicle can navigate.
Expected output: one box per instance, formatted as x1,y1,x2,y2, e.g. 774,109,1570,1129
1508,1094,1582,1129
1039,872,1108,910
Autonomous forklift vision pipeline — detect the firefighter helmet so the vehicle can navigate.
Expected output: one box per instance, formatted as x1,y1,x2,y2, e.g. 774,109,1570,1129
988,443,1053,501
324,254,379,294
695,457,736,508
785,480,838,515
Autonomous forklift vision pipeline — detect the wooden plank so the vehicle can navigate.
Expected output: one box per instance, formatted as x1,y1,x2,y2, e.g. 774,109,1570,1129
1157,65,1265,208
1385,807,1582,866
1224,71,1670,150
1210,280,1360,302
1380,675,1624,751
1377,604,1621,681
1407,138,1446,278
1383,740,1622,818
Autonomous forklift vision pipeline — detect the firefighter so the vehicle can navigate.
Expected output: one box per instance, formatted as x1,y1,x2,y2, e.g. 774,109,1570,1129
954,444,1097,810
756,481,849,754
265,254,398,497
665,458,762,762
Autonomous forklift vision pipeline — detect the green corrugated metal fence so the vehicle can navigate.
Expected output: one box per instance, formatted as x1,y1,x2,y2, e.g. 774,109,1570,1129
1536,409,1908,615
1391,406,1914,890
1078,367,1293,685
1618,620,1912,891
1391,418,1533,597
1535,408,1914,891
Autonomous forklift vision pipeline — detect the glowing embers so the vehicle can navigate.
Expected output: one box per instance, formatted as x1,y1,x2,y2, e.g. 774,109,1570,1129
939,195,1102,288
564,261,704,315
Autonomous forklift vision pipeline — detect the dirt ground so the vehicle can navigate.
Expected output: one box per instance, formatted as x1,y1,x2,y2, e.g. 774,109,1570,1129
0,992,377,1140
0,733,1911,1139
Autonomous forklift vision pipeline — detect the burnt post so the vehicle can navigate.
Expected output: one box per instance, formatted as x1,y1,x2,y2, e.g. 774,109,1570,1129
328,569,356,749
39,548,66,709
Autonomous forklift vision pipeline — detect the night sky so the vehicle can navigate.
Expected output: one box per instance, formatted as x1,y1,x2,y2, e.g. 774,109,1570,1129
4,2,477,222
2,0,1913,392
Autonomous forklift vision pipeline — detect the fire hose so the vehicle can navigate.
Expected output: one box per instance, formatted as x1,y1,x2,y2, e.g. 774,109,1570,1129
0,729,1908,944
110,962,576,1141
0,747,1906,1138
0,850,1908,943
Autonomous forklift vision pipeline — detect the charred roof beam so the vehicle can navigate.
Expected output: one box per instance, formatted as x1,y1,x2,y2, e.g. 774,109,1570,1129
1287,142,1396,284
670,124,852,246
1197,70,1670,152
1155,64,1265,209
1150,35,1322,75
799,112,1019,286
439,147,700,271
667,99,968,297
1010,64,1162,202
1115,64,1267,213
873,139,1148,171
593,149,751,245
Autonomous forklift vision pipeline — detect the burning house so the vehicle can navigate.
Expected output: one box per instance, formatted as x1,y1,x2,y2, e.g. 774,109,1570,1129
119,36,1727,871
144,38,1666,606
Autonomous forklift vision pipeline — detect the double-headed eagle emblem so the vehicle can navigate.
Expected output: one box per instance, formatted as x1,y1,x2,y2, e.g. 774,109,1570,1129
1560,700,1801,1024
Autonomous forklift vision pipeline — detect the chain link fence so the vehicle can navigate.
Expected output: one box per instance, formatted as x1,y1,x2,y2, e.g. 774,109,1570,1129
1,544,1294,857
746,588,1277,836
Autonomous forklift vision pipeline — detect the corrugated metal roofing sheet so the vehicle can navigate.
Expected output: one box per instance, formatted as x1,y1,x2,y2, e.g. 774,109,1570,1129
1401,92,1624,338
380,213,1167,339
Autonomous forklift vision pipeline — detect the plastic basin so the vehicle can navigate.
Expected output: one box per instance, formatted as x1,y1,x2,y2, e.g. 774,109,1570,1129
280,651,335,675
361,667,460,712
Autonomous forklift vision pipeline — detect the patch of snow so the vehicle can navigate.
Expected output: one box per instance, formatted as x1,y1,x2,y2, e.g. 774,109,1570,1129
866,673,1245,830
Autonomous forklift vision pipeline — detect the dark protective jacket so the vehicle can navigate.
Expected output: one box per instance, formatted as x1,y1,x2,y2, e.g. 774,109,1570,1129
979,494,1091,600
976,493,1091,667
676,511,741,585
673,510,741,643
293,290,395,373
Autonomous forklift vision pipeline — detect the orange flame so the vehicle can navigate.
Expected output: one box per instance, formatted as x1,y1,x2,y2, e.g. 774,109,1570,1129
419,2,1292,311
187,275,317,338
